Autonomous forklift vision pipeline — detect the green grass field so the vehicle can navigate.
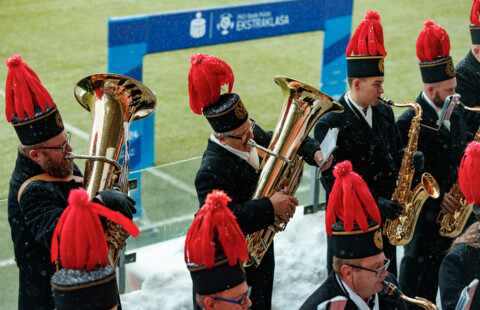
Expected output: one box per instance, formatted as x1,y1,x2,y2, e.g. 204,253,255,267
0,0,473,308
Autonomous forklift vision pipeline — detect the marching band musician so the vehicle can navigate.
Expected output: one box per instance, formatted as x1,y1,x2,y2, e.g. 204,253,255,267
50,188,140,310
439,141,480,310
4,55,136,310
455,0,480,136
185,190,252,310
187,53,332,309
314,10,421,277
299,161,407,310
396,21,472,307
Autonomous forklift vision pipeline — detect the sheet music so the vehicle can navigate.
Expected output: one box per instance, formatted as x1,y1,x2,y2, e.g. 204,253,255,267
437,94,461,126
316,127,339,179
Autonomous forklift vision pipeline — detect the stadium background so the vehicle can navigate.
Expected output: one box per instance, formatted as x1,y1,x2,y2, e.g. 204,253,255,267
0,0,471,308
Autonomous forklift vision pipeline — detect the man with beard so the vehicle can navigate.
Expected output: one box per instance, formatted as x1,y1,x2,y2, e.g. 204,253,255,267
396,22,472,308
4,54,136,310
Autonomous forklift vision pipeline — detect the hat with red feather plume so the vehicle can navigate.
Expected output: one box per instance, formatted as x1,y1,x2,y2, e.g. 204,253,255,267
470,0,480,44
325,160,383,259
185,190,248,295
459,141,480,222
50,188,140,310
4,54,65,145
346,10,387,78
188,53,248,133
416,21,455,83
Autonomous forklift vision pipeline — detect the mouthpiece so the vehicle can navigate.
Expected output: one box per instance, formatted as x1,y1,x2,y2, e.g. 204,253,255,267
247,140,292,164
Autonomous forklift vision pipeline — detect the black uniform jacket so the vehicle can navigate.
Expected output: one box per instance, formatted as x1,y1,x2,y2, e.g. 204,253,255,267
8,153,83,310
396,93,471,236
439,243,480,310
314,94,403,202
195,124,320,235
455,50,480,135
299,271,408,310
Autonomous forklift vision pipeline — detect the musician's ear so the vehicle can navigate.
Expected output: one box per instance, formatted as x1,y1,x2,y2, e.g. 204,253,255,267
340,264,354,283
29,149,43,165
473,45,480,61
203,296,215,310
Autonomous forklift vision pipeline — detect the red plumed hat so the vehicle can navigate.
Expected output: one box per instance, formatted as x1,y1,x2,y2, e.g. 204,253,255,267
459,141,480,205
51,188,139,271
4,54,54,122
346,10,387,58
346,10,386,78
185,190,248,295
470,0,480,44
325,160,381,236
471,0,480,26
416,21,455,83
187,53,234,115
416,20,450,63
4,54,65,145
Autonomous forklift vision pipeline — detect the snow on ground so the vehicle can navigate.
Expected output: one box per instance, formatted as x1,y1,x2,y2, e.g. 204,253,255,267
121,207,328,310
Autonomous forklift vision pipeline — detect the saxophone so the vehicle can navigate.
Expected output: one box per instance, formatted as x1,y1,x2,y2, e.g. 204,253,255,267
383,281,438,310
244,76,344,268
381,98,440,246
68,74,156,268
436,102,480,237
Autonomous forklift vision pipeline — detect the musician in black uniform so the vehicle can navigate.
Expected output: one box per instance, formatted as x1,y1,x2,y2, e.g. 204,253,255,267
455,0,480,136
300,161,407,310
314,10,421,277
4,54,135,310
187,53,332,309
439,141,480,310
396,21,471,307
185,190,252,310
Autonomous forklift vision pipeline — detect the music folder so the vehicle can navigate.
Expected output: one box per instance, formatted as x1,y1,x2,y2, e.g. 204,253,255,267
316,127,339,179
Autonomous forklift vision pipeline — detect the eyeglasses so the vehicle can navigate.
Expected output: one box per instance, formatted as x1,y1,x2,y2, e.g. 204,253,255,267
211,286,251,306
36,132,71,155
348,258,390,277
224,119,255,140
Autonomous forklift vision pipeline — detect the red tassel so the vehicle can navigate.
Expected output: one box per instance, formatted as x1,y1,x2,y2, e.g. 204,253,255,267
4,54,54,122
185,190,247,269
471,0,480,26
459,141,480,205
187,54,234,115
51,189,139,271
346,10,387,57
416,20,450,63
325,161,381,236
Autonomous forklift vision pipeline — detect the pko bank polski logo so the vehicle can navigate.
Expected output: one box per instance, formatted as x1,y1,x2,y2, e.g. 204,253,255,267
217,13,235,35
215,11,290,36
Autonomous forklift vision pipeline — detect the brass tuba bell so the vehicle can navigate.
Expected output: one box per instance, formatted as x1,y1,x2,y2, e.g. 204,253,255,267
68,73,156,267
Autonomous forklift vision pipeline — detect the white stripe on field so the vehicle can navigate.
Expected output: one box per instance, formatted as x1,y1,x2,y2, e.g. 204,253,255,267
0,258,15,268
146,169,197,197
0,89,5,97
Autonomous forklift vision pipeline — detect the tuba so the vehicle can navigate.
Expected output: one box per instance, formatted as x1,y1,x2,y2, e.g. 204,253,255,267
436,102,480,237
244,76,344,267
68,74,156,268
380,98,440,246
383,281,437,310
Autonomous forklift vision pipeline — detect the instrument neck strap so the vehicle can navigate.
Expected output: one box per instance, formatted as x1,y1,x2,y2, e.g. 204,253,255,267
18,173,83,203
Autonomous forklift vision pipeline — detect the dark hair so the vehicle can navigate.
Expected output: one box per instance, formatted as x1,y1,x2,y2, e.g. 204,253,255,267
450,221,480,250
